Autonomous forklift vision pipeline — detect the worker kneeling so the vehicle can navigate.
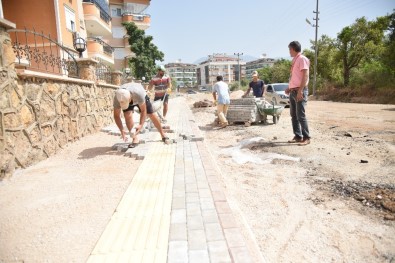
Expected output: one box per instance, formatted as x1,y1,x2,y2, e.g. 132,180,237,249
113,82,168,147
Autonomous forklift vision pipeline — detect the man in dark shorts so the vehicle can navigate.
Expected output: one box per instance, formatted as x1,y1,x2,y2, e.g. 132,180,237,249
148,65,172,122
113,82,168,146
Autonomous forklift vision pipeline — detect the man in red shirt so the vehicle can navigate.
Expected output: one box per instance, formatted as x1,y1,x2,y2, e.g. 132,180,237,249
148,65,172,122
285,41,311,146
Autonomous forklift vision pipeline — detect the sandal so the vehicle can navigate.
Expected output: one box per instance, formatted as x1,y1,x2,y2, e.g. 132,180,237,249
162,137,169,142
128,143,138,148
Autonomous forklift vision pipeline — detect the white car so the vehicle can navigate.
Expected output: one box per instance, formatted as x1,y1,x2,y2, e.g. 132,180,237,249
265,83,290,107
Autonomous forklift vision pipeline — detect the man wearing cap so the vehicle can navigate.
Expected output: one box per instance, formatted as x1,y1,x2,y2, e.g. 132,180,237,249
113,82,168,146
148,65,172,122
243,71,265,98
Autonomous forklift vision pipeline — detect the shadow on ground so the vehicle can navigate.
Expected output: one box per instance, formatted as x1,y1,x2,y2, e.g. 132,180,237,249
78,146,124,159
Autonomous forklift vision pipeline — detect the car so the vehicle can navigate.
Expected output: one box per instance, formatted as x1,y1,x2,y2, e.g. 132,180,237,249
265,83,290,107
198,86,207,92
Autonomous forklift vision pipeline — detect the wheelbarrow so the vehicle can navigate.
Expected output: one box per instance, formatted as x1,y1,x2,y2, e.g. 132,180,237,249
256,100,284,124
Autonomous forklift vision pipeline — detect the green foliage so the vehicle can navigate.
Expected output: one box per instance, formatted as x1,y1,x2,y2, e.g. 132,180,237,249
334,16,389,86
257,59,291,84
122,22,164,80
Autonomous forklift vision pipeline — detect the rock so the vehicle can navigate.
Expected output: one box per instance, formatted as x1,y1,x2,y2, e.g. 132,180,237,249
344,132,353,137
355,195,365,201
384,215,395,221
382,201,395,213
193,100,214,108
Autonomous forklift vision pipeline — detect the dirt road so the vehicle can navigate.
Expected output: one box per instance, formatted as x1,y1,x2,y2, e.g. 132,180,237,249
0,93,394,263
189,93,395,263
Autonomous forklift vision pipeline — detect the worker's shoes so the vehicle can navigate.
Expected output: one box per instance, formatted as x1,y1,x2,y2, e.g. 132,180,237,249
298,138,311,146
288,136,303,143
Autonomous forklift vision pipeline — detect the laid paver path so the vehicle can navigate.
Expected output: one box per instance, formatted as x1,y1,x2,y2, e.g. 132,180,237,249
87,95,264,263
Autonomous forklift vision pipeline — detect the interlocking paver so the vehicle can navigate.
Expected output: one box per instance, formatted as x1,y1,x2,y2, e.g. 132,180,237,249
187,229,207,250
189,250,210,263
87,96,263,263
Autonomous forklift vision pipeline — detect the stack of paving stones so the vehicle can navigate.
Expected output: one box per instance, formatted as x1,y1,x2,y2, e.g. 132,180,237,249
101,123,153,160
226,96,264,125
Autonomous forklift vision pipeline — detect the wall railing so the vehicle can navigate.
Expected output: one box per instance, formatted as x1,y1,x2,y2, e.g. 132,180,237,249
8,28,79,78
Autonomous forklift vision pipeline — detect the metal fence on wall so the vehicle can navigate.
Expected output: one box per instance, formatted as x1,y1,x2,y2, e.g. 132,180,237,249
8,28,79,78
93,57,112,84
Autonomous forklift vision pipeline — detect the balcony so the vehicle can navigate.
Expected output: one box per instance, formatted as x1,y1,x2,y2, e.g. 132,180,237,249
83,0,112,37
122,13,151,30
86,37,114,65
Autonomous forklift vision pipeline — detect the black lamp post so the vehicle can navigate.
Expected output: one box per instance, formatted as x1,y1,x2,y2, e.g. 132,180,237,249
73,35,86,58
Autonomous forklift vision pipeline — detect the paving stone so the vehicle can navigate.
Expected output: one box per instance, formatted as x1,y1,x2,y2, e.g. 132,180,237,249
218,213,239,229
211,191,227,201
200,200,215,211
169,223,187,241
202,210,220,224
229,246,254,263
223,228,246,248
186,202,201,216
205,223,224,242
199,189,212,198
187,214,204,230
171,209,186,224
187,229,207,250
215,201,232,214
172,197,186,210
189,250,210,263
207,240,232,262
186,192,199,203
168,241,188,263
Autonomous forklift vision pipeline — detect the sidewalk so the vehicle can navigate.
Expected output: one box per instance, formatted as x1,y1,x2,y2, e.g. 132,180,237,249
87,96,264,263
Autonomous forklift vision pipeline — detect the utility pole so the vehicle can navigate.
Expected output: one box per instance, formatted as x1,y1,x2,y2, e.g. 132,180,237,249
234,52,243,88
313,0,319,97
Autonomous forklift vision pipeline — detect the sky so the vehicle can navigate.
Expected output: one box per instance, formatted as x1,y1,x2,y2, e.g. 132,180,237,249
145,0,394,64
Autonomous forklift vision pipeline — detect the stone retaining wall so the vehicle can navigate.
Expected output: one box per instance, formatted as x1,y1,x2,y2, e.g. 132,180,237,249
0,20,118,177
0,72,116,176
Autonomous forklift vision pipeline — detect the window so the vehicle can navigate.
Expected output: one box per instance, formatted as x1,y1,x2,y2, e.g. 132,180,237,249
65,6,76,32
111,8,122,17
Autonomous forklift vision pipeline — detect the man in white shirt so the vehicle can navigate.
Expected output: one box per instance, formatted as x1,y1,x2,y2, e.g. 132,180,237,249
212,75,230,127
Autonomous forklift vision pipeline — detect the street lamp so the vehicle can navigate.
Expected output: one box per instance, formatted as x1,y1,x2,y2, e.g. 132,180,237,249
234,52,243,88
73,35,86,58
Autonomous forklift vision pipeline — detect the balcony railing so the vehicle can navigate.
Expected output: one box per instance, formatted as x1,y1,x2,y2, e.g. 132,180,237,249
87,37,114,56
122,13,151,24
83,0,111,24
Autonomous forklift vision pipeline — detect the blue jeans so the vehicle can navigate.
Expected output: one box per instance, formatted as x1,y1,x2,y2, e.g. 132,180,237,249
289,88,310,139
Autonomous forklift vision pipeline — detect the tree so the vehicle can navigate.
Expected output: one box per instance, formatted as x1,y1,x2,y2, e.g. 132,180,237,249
381,10,395,75
335,16,388,86
123,22,164,80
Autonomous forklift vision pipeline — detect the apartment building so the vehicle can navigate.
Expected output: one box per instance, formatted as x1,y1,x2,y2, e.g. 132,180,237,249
109,0,150,70
165,62,197,87
245,57,276,77
3,0,89,59
196,53,246,88
3,0,151,73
